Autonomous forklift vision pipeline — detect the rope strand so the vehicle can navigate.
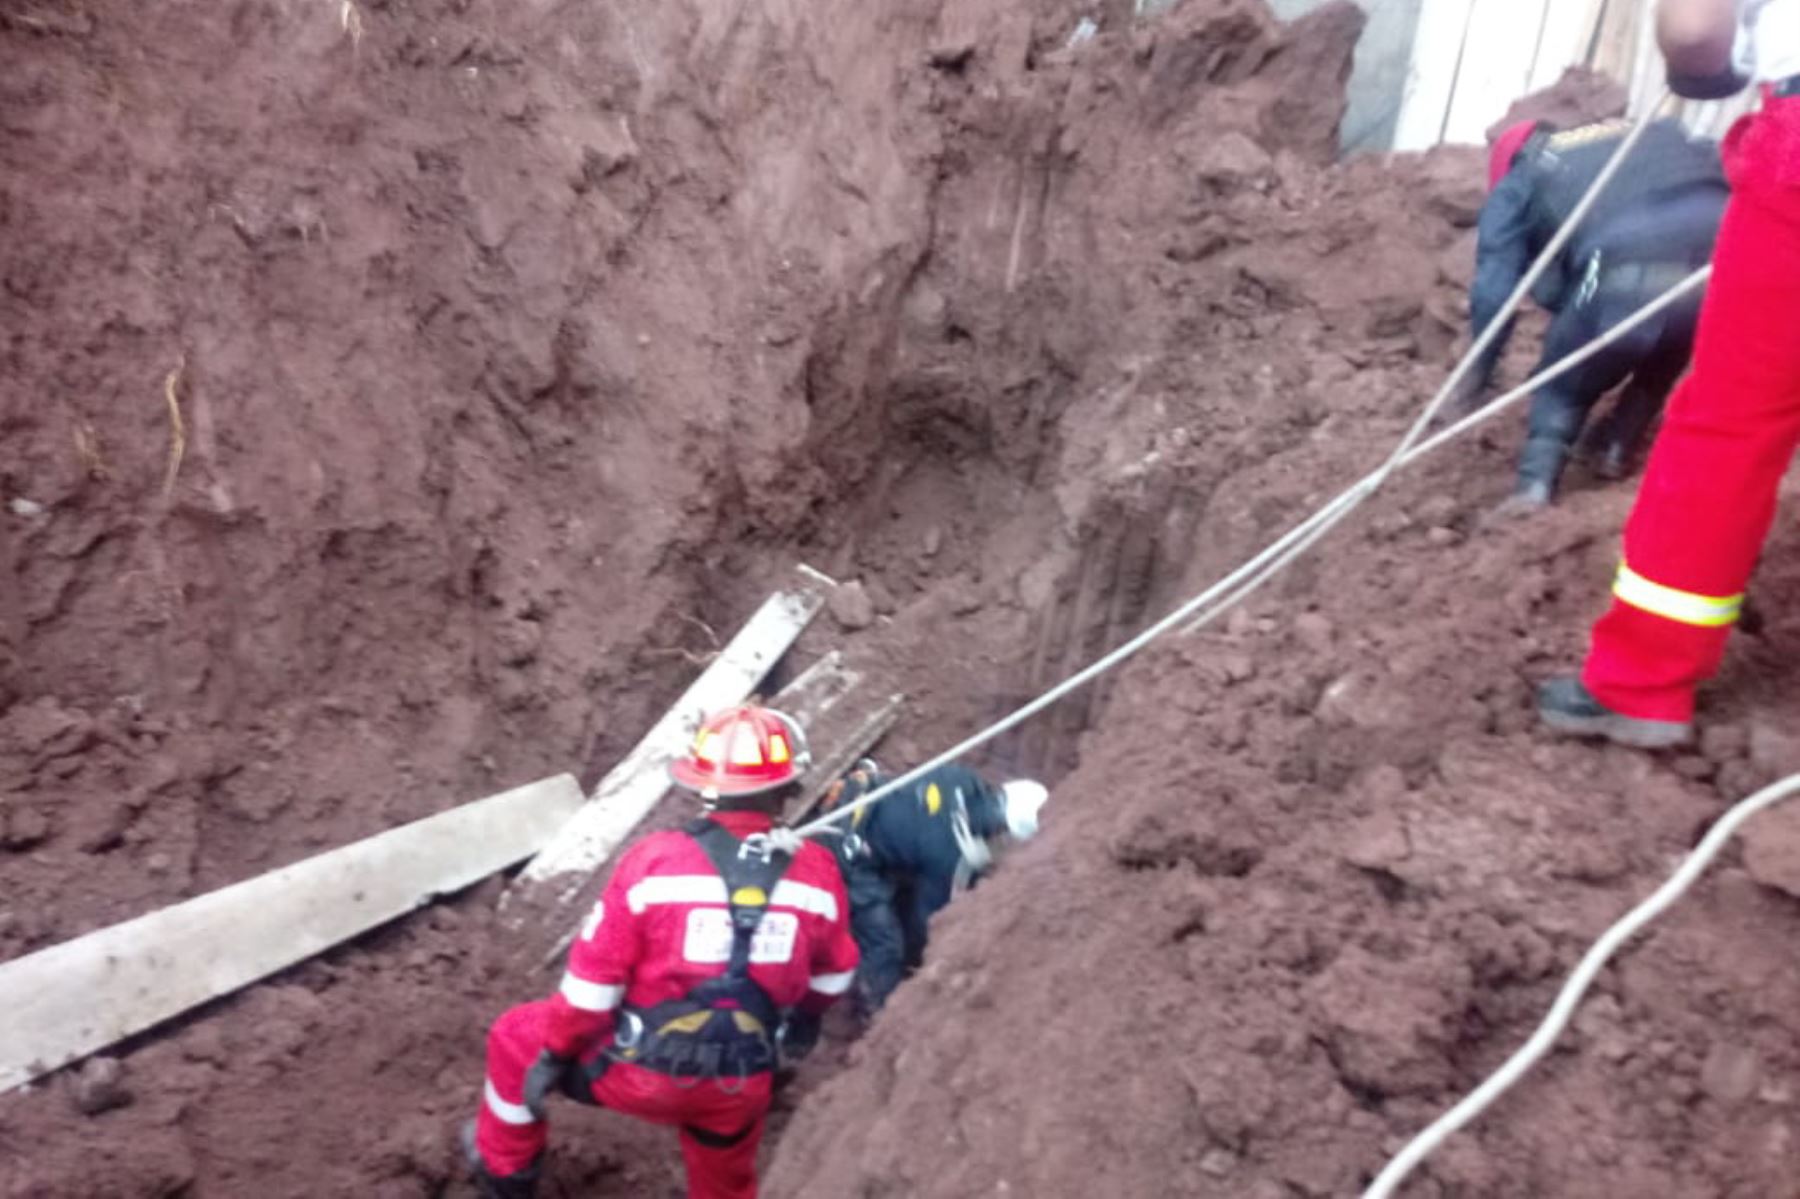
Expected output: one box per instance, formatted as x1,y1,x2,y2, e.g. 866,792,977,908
795,98,1679,839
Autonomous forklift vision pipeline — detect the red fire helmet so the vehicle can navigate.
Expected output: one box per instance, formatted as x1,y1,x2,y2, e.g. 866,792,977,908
668,705,811,798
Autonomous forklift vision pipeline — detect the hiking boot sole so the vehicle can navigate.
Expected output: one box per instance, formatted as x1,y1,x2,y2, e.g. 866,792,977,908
1539,707,1692,749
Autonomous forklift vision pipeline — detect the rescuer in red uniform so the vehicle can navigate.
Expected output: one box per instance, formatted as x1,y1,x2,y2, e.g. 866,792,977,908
462,705,859,1198
1539,0,1800,746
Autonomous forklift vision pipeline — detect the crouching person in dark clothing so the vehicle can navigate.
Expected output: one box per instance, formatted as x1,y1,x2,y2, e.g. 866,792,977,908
1471,116,1726,510
813,762,1048,1014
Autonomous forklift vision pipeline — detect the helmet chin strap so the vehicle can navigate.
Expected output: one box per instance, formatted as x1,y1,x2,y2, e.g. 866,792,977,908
709,789,787,815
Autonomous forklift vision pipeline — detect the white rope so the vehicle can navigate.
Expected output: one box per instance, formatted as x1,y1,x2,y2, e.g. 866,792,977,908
1365,772,1800,1198
792,98,1681,840
1175,262,1709,638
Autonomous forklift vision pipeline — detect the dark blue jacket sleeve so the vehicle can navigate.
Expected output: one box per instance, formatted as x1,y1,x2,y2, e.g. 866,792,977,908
1468,168,1537,389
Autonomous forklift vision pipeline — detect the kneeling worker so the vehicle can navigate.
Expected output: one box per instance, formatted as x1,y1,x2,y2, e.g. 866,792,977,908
1470,115,1726,507
464,705,859,1199
816,761,1048,1013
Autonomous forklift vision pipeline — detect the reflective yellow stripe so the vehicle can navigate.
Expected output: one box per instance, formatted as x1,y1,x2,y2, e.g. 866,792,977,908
1613,564,1743,628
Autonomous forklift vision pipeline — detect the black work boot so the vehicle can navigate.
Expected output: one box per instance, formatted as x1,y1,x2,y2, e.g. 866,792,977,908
1592,439,1633,481
1487,476,1554,523
460,1119,540,1199
1589,386,1661,482
1511,477,1554,508
1536,677,1692,749
1512,435,1567,507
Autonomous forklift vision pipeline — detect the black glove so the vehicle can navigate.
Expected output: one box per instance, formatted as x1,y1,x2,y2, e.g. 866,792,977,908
825,760,883,812
775,1010,822,1068
522,1050,574,1120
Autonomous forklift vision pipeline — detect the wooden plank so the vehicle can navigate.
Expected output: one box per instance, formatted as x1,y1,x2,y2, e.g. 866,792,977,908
769,650,860,729
1393,0,1477,151
1529,0,1606,91
1442,0,1550,144
0,773,585,1093
503,580,823,915
784,692,905,825
1623,0,1666,118
1587,0,1645,85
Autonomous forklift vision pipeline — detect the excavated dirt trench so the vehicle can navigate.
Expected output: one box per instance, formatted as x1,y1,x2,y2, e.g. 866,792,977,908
10,0,1800,1196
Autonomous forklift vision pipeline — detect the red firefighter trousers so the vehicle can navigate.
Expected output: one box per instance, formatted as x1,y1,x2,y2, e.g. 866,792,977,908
475,1000,771,1199
1583,92,1800,721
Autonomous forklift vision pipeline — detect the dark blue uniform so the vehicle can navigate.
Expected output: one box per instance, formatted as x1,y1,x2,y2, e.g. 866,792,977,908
1471,119,1726,498
813,764,1008,1012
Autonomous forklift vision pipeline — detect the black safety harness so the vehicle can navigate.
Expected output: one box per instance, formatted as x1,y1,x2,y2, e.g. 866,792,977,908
604,817,794,1088
552,818,796,1147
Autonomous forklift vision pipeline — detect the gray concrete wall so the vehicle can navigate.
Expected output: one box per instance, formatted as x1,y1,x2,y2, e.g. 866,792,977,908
1265,0,1421,153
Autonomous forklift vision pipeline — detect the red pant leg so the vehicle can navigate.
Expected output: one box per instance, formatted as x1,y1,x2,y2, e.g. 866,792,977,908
591,1062,771,1199
677,1117,764,1199
474,1000,557,1177
1584,97,1800,720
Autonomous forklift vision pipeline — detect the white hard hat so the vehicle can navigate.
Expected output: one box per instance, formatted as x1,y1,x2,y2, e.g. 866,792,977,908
999,780,1049,840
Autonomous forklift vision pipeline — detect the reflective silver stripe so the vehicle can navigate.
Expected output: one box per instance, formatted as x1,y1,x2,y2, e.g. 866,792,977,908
625,874,838,919
1613,564,1743,628
484,1079,538,1126
809,969,856,995
627,874,728,914
558,973,624,1012
770,879,838,921
949,790,992,876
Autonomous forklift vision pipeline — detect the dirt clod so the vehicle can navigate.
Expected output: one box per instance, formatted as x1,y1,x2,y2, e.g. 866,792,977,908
1489,66,1629,138
68,1058,132,1116
1293,611,1335,654
827,582,877,632
1747,720,1800,777
1743,803,1800,898
1701,1042,1762,1105
1,803,51,851
1701,722,1751,763
1342,811,1409,870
